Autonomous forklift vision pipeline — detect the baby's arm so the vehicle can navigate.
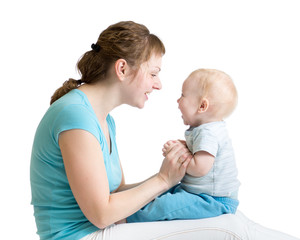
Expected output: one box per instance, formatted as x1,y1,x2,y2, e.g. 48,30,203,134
186,151,214,177
162,141,214,178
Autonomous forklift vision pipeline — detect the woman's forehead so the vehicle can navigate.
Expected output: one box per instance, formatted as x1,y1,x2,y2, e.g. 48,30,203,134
142,54,162,70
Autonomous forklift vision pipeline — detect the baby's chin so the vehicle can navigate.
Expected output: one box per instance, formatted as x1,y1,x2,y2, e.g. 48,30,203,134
182,118,189,126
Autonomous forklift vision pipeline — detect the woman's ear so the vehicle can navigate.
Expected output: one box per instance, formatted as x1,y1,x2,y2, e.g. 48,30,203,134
115,59,127,81
198,98,209,113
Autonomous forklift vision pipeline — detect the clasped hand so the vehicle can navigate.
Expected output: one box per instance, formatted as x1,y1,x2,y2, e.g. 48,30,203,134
158,140,192,189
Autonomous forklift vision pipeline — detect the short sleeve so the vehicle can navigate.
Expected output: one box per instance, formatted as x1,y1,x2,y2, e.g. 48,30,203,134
53,104,102,144
192,127,218,157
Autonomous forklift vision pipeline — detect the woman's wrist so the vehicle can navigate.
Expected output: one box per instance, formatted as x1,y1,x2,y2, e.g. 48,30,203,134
155,173,171,192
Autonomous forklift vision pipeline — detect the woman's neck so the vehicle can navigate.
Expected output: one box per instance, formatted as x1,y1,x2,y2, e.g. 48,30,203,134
78,81,122,122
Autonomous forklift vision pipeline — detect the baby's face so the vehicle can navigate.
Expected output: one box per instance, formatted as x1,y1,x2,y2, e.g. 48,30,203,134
177,77,200,126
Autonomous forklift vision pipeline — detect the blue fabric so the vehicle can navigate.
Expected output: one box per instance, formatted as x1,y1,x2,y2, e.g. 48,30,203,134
127,184,239,223
30,89,122,240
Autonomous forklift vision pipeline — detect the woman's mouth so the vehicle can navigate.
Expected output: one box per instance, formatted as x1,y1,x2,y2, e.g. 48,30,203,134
145,92,150,100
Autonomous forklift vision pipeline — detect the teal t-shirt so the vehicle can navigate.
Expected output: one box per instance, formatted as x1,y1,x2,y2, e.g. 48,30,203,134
30,89,122,240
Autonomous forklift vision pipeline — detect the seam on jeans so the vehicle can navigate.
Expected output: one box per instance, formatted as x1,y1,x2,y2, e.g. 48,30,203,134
151,227,243,240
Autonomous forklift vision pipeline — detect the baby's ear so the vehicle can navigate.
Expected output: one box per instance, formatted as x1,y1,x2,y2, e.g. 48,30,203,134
198,98,209,113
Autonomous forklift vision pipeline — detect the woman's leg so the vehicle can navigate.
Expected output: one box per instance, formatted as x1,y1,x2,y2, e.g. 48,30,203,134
234,211,299,240
81,211,299,240
81,213,245,240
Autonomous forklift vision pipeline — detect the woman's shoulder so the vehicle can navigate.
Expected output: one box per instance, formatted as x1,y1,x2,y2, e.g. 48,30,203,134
48,90,94,120
46,90,100,141
51,89,88,109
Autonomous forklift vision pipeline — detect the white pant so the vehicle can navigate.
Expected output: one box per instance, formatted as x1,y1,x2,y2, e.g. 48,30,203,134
80,211,299,240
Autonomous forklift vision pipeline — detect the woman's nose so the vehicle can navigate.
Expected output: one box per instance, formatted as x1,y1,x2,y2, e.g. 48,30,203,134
153,78,162,90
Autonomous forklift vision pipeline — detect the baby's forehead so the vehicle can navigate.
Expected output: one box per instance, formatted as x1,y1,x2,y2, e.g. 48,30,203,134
182,77,196,89
185,73,199,83
183,73,205,89
182,77,202,95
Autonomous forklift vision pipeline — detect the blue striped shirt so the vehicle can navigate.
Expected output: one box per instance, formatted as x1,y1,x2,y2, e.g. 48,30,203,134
181,121,240,199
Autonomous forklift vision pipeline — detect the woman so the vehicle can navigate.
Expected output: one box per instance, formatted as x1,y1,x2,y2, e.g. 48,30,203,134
30,21,299,240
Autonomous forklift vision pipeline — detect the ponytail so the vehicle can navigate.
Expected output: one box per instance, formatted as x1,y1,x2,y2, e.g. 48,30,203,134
50,78,82,105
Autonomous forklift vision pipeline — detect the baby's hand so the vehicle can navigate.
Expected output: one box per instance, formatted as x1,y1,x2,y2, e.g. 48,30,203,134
162,140,178,157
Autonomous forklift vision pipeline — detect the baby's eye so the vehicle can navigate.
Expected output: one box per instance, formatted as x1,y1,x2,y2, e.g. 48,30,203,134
151,74,157,77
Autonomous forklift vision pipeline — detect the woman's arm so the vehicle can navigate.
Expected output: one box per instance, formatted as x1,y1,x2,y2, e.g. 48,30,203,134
114,162,156,192
116,173,156,192
59,129,190,229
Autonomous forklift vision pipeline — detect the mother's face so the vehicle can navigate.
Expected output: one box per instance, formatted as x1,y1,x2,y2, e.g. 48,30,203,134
125,54,162,109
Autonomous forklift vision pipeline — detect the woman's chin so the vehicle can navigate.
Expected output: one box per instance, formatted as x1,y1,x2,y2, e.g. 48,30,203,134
134,101,146,109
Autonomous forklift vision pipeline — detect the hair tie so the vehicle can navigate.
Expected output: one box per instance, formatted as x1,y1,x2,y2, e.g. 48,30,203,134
91,43,101,52
77,79,83,85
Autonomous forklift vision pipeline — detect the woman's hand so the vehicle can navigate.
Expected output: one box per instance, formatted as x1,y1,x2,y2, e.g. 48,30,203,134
158,141,192,189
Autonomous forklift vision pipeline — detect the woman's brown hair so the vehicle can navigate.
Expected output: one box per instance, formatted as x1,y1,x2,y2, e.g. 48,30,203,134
50,21,165,105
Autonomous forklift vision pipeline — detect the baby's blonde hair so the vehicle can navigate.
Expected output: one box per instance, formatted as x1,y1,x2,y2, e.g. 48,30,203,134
189,69,238,119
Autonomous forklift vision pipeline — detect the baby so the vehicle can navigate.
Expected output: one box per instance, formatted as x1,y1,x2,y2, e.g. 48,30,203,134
165,68,240,199
127,68,240,222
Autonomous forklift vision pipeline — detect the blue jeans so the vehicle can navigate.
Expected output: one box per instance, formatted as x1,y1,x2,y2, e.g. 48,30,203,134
127,184,239,223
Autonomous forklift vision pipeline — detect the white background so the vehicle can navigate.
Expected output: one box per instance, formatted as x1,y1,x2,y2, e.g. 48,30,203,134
1,0,300,239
